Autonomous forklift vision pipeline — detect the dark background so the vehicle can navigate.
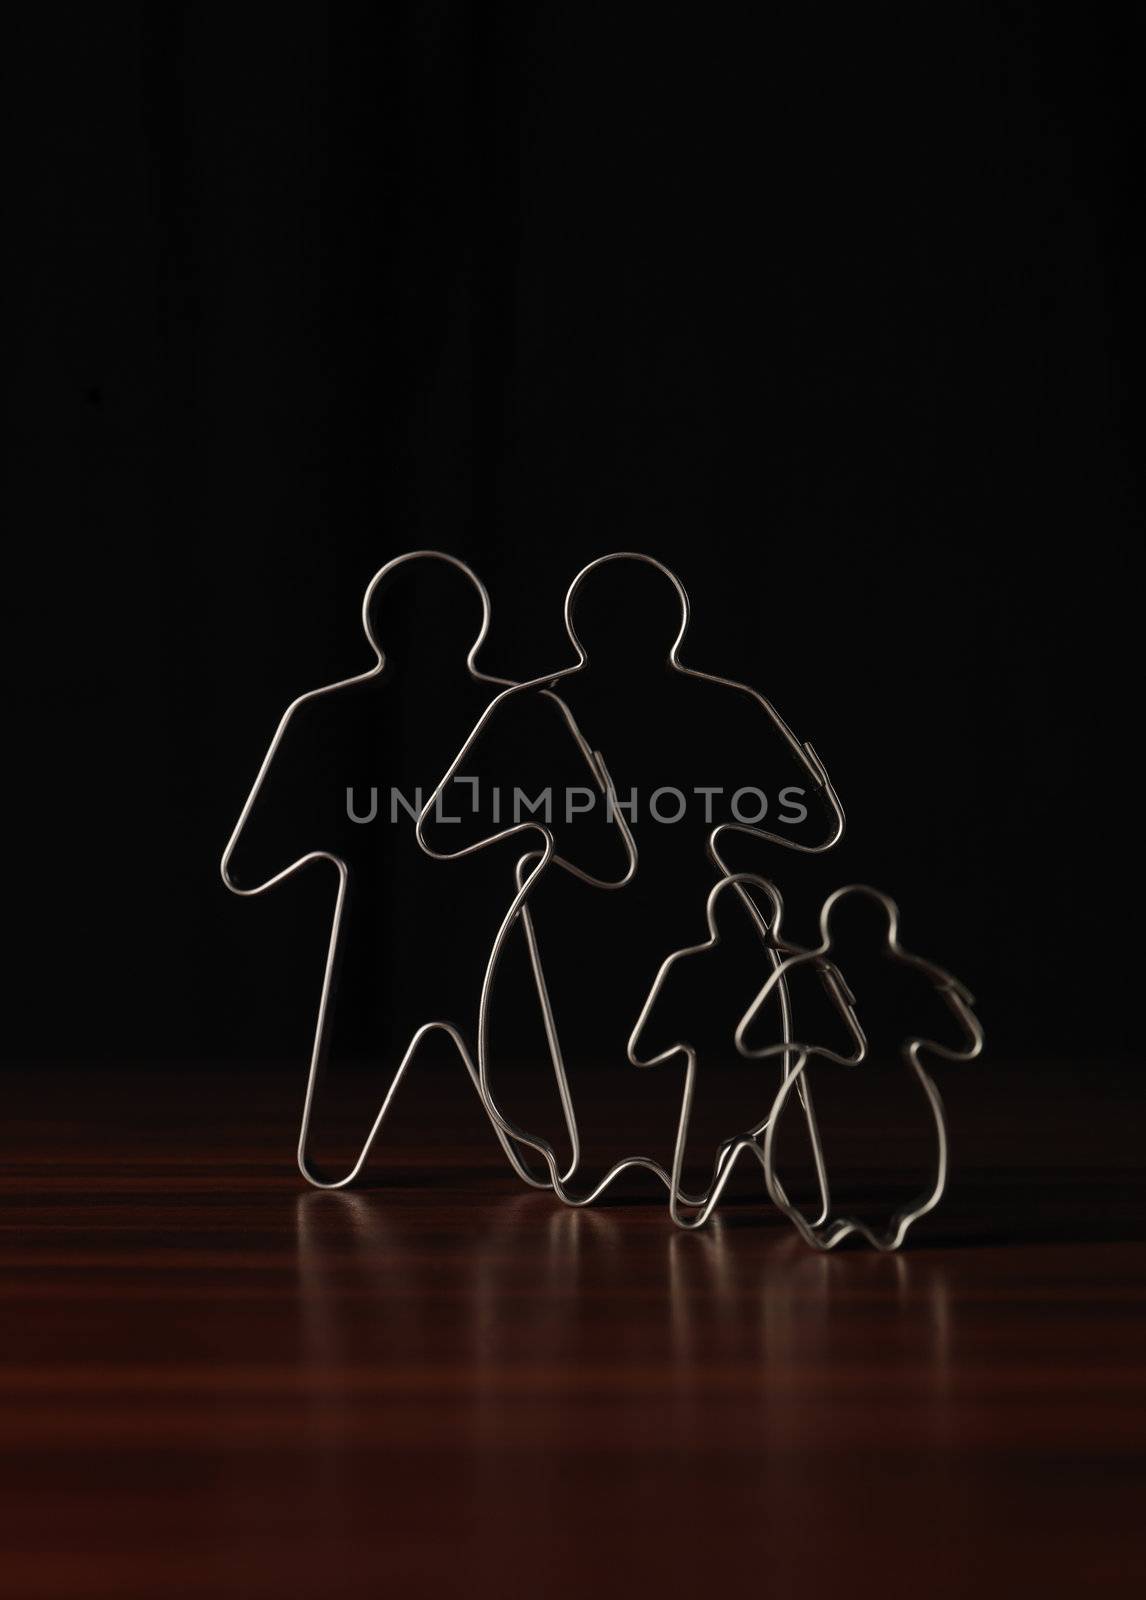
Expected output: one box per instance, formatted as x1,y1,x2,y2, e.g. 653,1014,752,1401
8,4,1143,1071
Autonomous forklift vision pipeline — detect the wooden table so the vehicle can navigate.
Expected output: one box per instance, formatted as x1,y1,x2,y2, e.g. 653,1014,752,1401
3,1061,1144,1597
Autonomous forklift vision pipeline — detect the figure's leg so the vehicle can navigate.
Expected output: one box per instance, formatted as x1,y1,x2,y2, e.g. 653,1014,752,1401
507,853,757,1209
475,851,708,1207
731,879,832,1226
297,1019,555,1190
290,856,557,1190
511,851,582,1186
759,1049,947,1251
659,1052,783,1230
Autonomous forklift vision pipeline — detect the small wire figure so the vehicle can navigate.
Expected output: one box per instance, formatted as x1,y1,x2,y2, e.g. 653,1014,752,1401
737,884,984,1250
628,874,861,1228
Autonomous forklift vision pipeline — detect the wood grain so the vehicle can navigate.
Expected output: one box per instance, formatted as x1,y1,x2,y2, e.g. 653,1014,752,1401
1,1061,1144,1598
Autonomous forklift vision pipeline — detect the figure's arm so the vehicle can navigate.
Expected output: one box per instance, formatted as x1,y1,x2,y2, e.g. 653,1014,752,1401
416,681,546,860
903,957,984,1065
627,947,696,1070
698,678,845,873
735,951,865,1065
221,687,340,896
418,682,635,886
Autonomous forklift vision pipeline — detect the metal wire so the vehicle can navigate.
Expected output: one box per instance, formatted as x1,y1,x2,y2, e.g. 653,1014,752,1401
735,883,984,1249
220,550,590,1190
628,873,862,1227
418,553,847,1211
223,550,980,1249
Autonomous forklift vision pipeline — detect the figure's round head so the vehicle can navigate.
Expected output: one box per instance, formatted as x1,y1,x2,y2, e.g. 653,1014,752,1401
820,885,901,951
361,551,491,678
706,873,785,942
564,553,689,671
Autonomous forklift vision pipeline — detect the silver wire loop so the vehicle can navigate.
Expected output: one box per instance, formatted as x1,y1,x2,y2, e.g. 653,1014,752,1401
736,883,984,1249
417,553,846,1211
222,551,981,1246
220,551,578,1190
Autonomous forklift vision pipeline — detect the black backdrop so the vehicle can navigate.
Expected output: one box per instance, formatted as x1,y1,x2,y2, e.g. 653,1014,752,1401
9,5,1143,1069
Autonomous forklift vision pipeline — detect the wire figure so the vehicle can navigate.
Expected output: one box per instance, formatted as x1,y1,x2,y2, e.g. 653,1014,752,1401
737,884,984,1249
222,551,980,1248
628,874,862,1227
221,550,610,1189
419,554,846,1210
